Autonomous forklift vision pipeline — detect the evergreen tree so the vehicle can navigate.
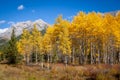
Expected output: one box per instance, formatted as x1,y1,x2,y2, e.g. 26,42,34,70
7,28,21,64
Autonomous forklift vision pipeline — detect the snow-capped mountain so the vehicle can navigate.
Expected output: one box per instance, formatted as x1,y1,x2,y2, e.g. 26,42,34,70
0,28,8,34
104,10,120,16
0,19,48,45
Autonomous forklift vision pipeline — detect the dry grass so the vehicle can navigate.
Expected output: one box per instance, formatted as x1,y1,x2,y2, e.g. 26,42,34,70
0,63,119,80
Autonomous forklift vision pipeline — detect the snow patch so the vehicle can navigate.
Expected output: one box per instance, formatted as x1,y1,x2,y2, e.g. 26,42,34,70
0,28,8,34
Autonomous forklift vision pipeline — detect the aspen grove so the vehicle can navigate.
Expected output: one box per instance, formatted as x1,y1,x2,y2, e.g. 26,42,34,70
2,11,120,66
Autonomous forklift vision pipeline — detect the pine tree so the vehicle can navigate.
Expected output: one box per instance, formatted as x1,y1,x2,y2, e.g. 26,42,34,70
7,28,21,64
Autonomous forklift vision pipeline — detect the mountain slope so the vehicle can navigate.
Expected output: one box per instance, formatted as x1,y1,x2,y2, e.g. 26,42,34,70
105,10,120,16
0,19,49,45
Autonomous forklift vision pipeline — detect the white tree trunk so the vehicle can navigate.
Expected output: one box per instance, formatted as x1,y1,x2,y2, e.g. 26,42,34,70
35,53,38,64
47,54,50,69
41,55,44,69
26,53,29,65
65,56,67,67
72,47,75,64
98,50,100,64
35,48,38,64
119,52,120,63
91,42,93,64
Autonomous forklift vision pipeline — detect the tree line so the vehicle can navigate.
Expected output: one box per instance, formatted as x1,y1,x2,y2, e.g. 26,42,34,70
0,12,120,67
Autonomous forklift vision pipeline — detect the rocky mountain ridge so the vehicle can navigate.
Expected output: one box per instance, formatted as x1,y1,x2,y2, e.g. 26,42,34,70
0,19,49,45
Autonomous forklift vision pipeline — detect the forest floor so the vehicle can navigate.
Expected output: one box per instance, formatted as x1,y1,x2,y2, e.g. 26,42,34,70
0,63,120,80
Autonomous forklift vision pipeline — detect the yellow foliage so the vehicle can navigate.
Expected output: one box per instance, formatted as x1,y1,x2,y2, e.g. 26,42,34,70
16,11,120,58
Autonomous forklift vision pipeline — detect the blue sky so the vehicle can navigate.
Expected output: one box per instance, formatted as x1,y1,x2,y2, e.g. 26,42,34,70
0,0,120,29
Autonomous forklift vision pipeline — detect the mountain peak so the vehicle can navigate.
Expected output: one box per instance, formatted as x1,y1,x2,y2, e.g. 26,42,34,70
0,28,8,34
0,19,48,42
104,10,120,16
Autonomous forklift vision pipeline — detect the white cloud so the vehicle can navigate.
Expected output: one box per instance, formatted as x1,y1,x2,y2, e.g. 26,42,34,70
0,28,8,34
8,21,15,25
18,5,24,10
0,20,6,24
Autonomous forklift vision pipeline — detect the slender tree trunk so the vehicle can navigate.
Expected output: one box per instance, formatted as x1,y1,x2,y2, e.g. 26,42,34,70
91,42,93,64
84,47,87,64
85,54,88,64
35,48,38,64
111,47,114,65
49,52,52,69
98,50,100,64
103,41,107,64
26,53,29,65
47,54,50,69
105,49,107,64
84,37,88,64
35,53,38,64
104,45,107,64
41,55,44,69
29,52,32,63
119,46,120,63
118,51,120,63
72,47,75,64
3,53,5,61
65,56,67,67
50,54,52,63
79,45,83,64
